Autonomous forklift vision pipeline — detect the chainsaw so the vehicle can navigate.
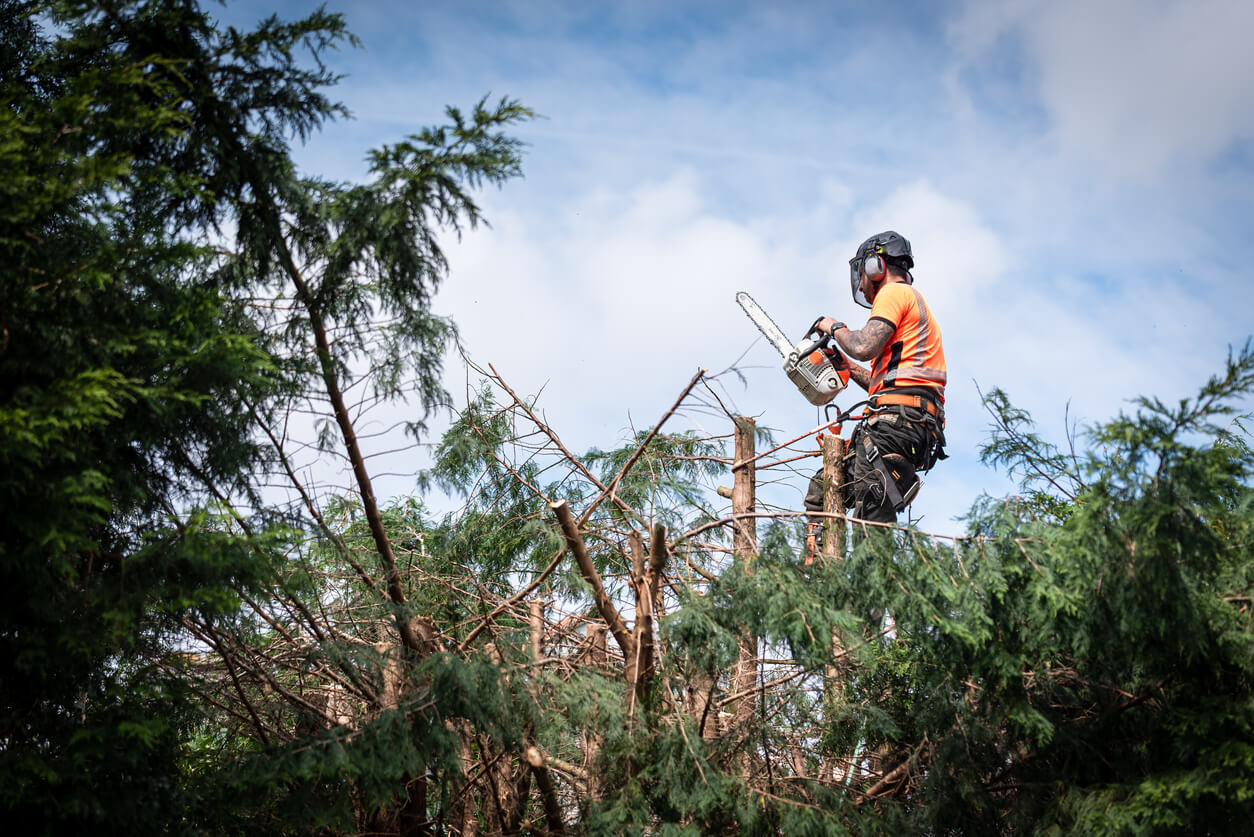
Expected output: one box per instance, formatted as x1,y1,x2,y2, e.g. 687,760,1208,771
735,291,849,406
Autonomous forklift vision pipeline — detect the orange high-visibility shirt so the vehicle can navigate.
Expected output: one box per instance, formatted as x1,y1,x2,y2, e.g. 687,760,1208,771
867,283,947,399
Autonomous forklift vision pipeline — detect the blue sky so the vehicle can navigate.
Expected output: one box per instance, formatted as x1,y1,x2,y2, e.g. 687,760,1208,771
216,0,1254,534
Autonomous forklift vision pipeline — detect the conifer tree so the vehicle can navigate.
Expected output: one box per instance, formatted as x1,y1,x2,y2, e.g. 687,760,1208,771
283,346,1249,835
0,1,355,831
6,3,1251,835
3,0,540,828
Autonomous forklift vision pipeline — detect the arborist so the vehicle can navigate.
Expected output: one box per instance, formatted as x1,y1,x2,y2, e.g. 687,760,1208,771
804,230,948,526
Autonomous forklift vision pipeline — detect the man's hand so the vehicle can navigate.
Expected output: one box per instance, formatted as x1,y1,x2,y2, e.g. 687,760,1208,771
815,316,845,337
811,315,874,391
821,343,851,370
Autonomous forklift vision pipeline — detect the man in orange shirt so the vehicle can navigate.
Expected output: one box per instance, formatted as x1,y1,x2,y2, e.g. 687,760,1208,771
804,231,948,525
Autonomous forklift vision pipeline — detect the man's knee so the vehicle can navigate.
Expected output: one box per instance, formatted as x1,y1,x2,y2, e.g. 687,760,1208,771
806,421,926,525
850,435,919,523
852,472,898,523
804,470,825,515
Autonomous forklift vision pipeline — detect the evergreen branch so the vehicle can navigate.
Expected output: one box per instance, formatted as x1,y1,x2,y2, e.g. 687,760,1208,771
183,618,275,747
248,399,387,604
525,746,568,835
716,666,812,708
746,785,826,813
525,743,589,785
185,615,338,731
854,737,930,804
977,382,1081,501
275,234,426,656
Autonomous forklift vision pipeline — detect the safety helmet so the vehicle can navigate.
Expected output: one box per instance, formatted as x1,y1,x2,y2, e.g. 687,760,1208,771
849,231,914,308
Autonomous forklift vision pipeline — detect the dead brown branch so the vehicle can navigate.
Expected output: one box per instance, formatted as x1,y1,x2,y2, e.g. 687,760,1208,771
550,499,635,660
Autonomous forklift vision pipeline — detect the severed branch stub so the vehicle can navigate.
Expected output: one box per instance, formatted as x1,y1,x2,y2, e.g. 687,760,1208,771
628,523,668,710
526,744,589,783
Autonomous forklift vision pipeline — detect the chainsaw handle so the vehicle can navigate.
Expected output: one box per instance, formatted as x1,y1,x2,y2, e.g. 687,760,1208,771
800,329,850,368
798,316,834,356
796,335,829,358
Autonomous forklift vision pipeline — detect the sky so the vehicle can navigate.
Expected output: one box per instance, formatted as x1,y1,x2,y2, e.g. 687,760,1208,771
215,0,1254,536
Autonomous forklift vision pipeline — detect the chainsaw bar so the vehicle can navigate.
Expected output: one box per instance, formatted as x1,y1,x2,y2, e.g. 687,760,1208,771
735,291,846,406
735,291,794,360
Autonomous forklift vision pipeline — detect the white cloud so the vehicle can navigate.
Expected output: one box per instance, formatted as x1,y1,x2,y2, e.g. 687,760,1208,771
950,0,1254,177
852,180,1009,300
441,172,785,440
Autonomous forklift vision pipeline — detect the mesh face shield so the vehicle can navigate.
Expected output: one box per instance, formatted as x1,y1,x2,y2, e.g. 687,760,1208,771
849,254,873,309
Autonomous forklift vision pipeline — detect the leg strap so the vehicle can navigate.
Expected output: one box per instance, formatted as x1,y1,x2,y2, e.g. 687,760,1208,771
859,433,907,511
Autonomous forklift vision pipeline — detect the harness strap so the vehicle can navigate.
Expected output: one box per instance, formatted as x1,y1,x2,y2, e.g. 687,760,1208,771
859,433,906,511
870,391,941,417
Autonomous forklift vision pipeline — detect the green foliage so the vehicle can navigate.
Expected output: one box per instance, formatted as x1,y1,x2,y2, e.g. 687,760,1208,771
193,649,537,834
846,342,1254,834
221,96,533,441
422,388,566,588
0,1,352,832
585,428,728,527
559,344,1254,834
7,2,1252,834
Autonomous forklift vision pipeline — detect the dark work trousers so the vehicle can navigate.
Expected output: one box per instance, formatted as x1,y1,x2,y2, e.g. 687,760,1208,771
804,406,941,525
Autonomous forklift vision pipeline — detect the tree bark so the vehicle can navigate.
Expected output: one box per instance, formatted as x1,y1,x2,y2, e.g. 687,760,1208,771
276,239,427,658
731,418,758,734
822,435,851,783
525,745,567,835
822,435,846,561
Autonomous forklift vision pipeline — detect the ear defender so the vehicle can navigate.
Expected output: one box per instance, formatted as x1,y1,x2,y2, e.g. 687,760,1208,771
863,250,886,283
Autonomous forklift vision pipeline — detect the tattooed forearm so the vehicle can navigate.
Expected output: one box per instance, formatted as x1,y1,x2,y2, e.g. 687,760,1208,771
835,318,894,361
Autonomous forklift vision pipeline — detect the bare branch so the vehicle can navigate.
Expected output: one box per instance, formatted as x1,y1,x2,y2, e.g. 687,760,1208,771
550,499,634,660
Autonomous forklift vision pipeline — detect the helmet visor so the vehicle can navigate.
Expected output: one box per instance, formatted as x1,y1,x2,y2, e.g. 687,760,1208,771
849,257,872,308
